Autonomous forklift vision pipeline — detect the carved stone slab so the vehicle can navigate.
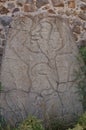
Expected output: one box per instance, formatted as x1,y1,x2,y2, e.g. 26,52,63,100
0,13,83,125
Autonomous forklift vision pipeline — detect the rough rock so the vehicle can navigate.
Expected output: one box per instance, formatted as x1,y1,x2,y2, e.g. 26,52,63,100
68,0,75,8
81,0,86,3
78,12,86,21
72,26,81,34
83,22,86,30
0,16,12,26
36,0,48,8
16,0,27,6
23,3,35,12
80,4,86,10
7,2,15,10
52,0,64,7
0,5,9,14
0,12,83,125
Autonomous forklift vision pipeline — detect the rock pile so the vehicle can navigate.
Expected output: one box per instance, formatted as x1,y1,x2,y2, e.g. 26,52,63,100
0,0,86,42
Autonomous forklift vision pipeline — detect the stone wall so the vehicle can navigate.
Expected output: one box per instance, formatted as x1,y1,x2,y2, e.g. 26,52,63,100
0,0,86,44
0,0,86,63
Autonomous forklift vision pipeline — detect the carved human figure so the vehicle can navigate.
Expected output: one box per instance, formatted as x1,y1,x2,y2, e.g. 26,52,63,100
0,15,83,125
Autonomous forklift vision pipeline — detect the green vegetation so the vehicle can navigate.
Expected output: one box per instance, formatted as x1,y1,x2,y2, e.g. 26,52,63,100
0,115,7,130
78,112,86,129
68,112,86,130
18,115,44,130
75,47,86,111
0,115,44,130
67,46,86,130
45,118,76,130
68,124,83,130
0,112,86,130
79,47,86,64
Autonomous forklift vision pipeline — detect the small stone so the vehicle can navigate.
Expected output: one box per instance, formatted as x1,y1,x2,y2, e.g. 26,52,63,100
23,3,35,12
73,10,78,16
48,9,55,14
80,4,86,10
23,4,30,12
12,8,20,14
36,0,48,8
7,2,15,10
72,26,81,34
54,3,64,7
52,0,64,7
83,22,86,30
68,0,75,8
16,0,27,6
73,33,78,41
78,12,86,21
72,18,82,26
65,10,71,16
81,31,86,40
58,9,64,15
0,5,9,14
0,16,12,26
0,25,3,32
81,0,86,3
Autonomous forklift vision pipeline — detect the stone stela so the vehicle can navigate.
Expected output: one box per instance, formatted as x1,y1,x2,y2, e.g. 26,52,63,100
0,12,83,125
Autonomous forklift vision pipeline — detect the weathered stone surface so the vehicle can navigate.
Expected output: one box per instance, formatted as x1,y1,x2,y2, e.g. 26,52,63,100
16,0,27,6
81,31,86,40
80,4,86,10
52,0,64,7
36,0,48,8
23,3,35,12
78,12,86,21
0,16,12,26
81,0,86,3
68,0,75,8
0,13,83,125
83,22,86,30
72,26,81,34
0,5,9,14
73,33,78,41
7,2,15,10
